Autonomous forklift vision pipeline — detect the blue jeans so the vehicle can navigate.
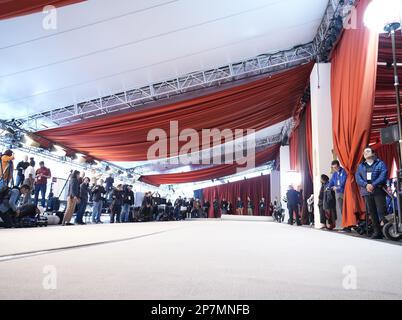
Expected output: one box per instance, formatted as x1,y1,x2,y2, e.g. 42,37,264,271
120,204,130,222
92,200,103,222
15,174,24,187
34,184,47,207
75,199,88,223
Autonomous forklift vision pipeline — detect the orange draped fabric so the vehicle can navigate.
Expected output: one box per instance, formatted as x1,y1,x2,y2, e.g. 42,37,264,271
371,32,402,141
37,63,313,162
331,0,379,227
0,0,85,20
139,144,280,187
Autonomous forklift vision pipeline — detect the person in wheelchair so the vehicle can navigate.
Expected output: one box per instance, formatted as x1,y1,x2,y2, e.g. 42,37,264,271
0,184,35,228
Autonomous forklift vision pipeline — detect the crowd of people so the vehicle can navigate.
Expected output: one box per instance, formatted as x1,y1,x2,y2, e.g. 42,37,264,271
0,147,397,239
286,146,395,240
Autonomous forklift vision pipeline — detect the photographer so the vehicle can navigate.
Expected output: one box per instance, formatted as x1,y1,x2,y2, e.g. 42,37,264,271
110,184,123,223
0,184,32,228
75,177,90,225
141,191,153,221
91,179,106,224
121,185,134,223
15,156,29,187
62,170,80,226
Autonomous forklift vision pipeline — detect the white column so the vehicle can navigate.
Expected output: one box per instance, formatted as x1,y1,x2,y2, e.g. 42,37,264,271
270,170,280,204
279,146,291,219
310,63,334,229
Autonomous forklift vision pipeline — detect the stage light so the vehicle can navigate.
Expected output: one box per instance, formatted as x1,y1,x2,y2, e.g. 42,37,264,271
364,0,402,33
74,153,86,164
52,144,66,157
22,134,40,147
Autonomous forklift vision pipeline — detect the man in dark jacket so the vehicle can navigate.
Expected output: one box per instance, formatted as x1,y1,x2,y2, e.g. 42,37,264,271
286,185,301,226
15,156,29,187
213,198,219,218
75,177,90,225
121,185,134,222
141,191,153,221
220,198,228,215
203,200,210,218
355,147,388,239
110,184,123,223
91,179,106,224
259,198,266,216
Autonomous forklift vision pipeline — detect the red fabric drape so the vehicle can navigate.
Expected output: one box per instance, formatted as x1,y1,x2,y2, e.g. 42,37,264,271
289,131,299,171
373,143,398,179
305,102,313,179
371,31,402,142
139,144,280,187
0,0,85,20
202,175,270,218
37,63,314,162
331,0,379,227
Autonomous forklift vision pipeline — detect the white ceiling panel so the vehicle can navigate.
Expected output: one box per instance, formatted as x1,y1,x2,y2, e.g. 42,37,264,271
0,0,327,119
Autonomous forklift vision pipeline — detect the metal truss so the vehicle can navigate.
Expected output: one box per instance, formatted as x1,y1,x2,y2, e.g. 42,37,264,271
131,133,283,175
16,43,315,131
313,0,358,62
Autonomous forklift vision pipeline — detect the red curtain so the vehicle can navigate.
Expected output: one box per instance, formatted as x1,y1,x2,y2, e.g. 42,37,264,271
289,130,299,171
139,144,280,186
371,31,402,141
202,175,270,218
0,0,85,20
373,143,398,179
298,109,314,224
305,102,313,179
331,0,379,227
37,63,314,162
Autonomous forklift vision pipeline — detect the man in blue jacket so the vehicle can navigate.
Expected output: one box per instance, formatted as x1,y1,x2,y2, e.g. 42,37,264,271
355,147,388,239
328,160,347,229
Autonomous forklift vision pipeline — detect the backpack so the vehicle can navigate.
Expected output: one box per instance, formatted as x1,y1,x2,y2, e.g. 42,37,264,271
323,189,335,211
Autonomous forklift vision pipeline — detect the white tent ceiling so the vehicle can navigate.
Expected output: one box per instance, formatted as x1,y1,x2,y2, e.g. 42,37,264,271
0,0,327,119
